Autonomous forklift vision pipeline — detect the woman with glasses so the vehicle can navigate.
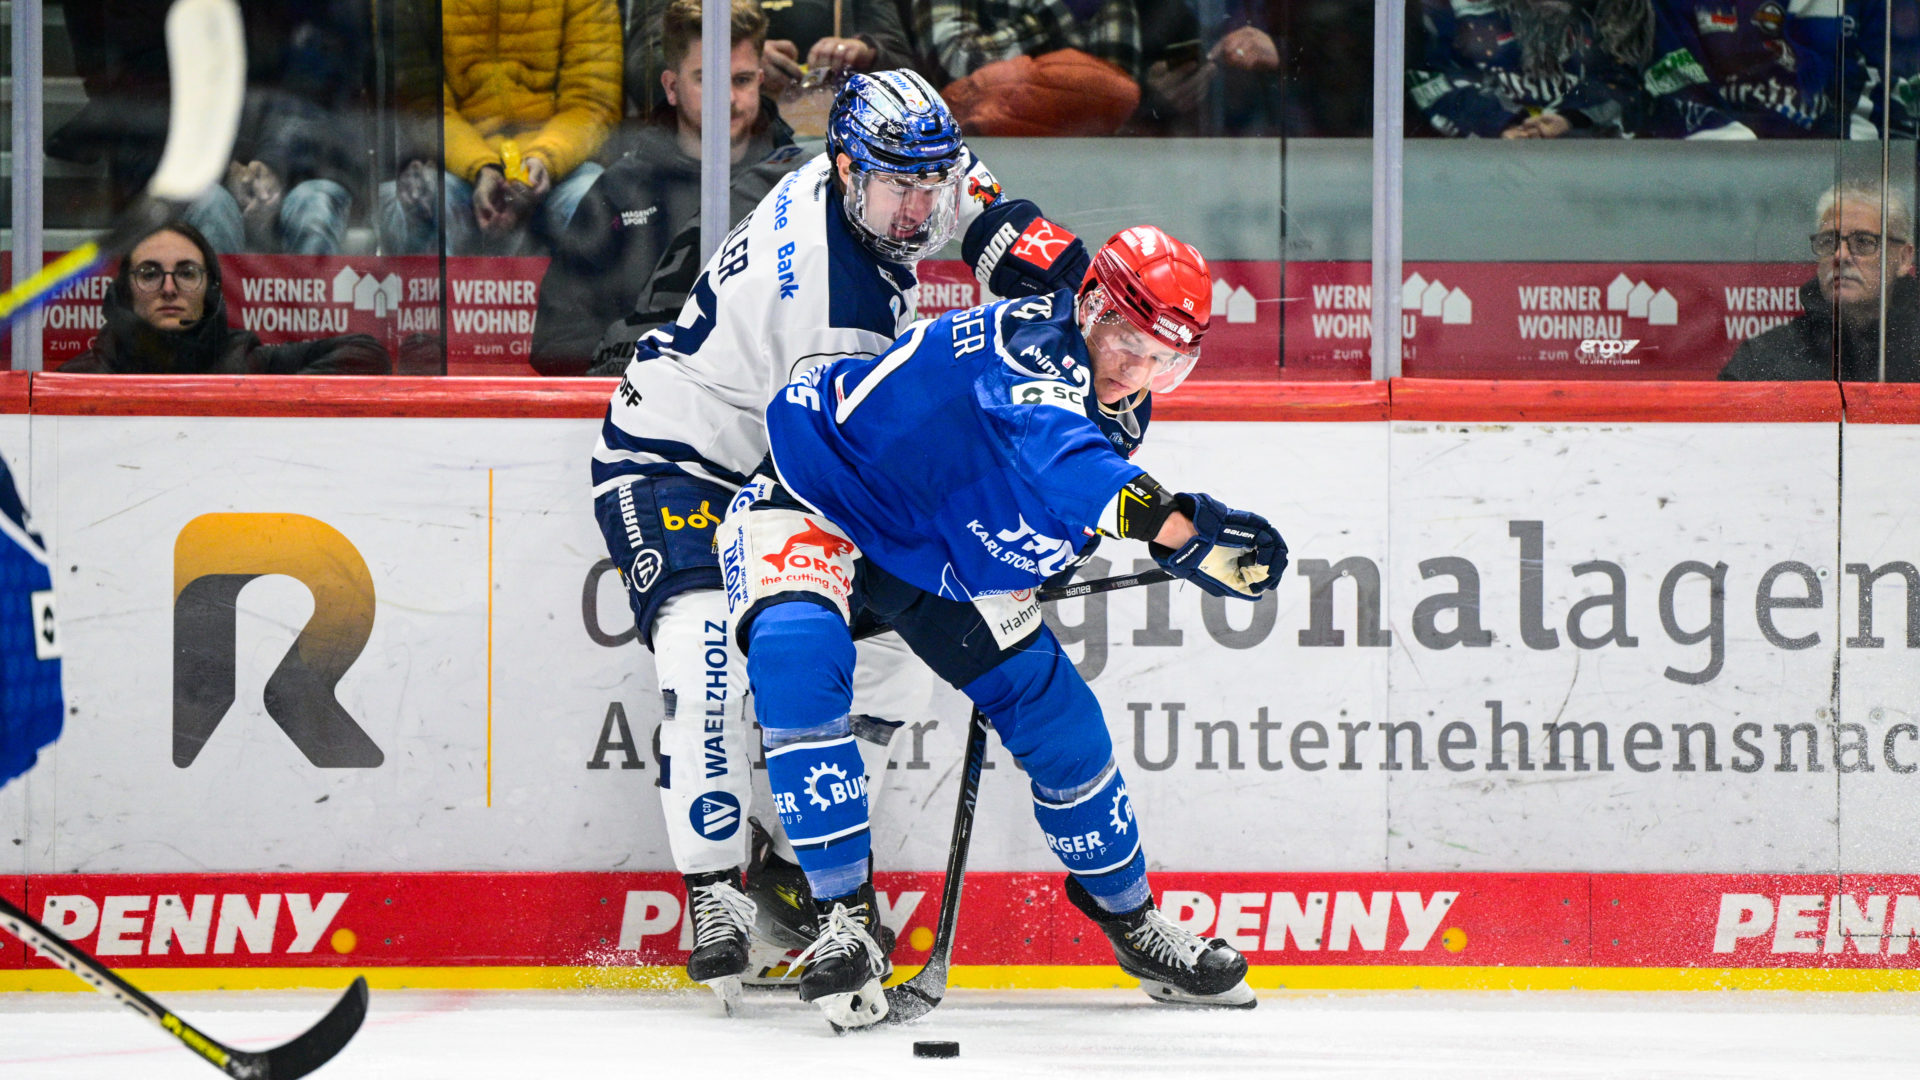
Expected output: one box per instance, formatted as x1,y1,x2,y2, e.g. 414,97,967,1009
62,223,389,375
1721,182,1920,382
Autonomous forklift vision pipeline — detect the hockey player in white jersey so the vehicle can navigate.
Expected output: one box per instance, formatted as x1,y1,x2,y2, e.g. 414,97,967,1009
589,69,1094,1007
721,225,1287,1027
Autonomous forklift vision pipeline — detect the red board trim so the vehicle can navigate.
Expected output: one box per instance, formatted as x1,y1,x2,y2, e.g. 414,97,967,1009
14,375,1910,423
1840,381,1920,424
1389,378,1845,423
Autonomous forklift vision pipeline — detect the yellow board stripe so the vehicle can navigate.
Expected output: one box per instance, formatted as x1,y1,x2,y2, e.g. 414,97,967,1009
3,965,1918,994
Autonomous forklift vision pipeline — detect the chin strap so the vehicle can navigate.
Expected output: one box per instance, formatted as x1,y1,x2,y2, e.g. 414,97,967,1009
1097,389,1146,439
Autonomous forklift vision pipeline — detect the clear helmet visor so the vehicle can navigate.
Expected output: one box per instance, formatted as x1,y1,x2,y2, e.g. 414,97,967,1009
845,166,962,262
1079,285,1203,396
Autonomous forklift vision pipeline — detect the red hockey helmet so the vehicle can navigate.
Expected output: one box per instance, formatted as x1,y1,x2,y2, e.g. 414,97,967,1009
1080,225,1211,393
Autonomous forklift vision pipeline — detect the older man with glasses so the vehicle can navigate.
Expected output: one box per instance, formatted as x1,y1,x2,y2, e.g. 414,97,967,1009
1721,182,1920,382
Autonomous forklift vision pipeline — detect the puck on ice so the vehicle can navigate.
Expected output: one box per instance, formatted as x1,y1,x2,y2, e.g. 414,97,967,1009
913,1040,960,1058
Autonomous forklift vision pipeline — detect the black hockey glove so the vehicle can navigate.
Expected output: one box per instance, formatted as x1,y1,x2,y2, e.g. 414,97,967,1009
1149,493,1288,600
962,198,1090,300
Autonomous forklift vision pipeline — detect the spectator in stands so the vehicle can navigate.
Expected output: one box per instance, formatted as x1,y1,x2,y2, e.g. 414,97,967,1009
1134,0,1287,135
63,223,390,375
531,0,806,376
1643,0,1864,137
51,1,369,253
1409,0,1650,138
627,0,916,114
1721,183,1920,381
379,0,623,255
912,0,1147,135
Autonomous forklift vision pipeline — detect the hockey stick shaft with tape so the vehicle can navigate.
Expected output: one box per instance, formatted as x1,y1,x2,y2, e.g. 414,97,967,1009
881,704,988,1023
0,0,245,327
0,894,368,1077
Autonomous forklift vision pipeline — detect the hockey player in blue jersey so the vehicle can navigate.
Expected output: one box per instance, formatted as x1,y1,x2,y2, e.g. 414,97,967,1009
589,68,1095,1006
719,225,1288,1026
0,455,61,793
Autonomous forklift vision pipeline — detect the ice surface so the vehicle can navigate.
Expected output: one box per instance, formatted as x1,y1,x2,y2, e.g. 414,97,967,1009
3,986,1918,1079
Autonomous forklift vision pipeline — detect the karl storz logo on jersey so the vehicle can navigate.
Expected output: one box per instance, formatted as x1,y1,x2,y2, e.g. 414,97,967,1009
173,513,384,768
691,791,742,841
967,515,1077,578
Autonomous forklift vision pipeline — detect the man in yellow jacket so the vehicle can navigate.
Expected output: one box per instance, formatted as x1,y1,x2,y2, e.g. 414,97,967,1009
382,0,623,254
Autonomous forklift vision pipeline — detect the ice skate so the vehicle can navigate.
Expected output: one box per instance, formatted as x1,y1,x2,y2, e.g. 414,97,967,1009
745,818,819,951
745,819,896,972
790,881,890,1029
684,869,756,1014
1065,875,1256,1009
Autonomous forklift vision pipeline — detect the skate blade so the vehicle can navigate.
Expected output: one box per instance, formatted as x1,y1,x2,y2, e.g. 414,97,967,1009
743,939,805,986
1137,977,1258,1009
810,976,889,1031
703,975,745,1016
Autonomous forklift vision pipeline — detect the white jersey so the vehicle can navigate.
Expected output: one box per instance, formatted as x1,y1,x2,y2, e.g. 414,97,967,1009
592,151,995,498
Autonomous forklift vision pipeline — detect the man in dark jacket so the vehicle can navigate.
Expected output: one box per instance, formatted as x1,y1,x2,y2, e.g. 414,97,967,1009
61,223,390,375
529,0,807,376
1722,183,1920,381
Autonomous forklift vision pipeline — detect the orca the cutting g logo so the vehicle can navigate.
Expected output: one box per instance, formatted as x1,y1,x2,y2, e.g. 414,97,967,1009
173,513,382,768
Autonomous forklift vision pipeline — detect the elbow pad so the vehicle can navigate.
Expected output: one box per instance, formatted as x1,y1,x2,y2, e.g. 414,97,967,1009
1099,473,1180,541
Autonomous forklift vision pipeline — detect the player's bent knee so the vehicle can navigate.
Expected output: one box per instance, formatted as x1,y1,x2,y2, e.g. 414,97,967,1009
746,600,856,736
964,638,1113,790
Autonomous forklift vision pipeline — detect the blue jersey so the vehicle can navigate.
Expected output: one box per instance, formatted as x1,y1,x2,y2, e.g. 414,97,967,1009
0,455,60,790
767,291,1146,601
1644,0,1858,137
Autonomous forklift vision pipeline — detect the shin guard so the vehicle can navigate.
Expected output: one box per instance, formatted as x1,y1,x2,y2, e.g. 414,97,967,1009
1032,760,1146,910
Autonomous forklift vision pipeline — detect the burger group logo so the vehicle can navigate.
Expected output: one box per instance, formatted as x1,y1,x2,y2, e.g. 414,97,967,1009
173,513,383,768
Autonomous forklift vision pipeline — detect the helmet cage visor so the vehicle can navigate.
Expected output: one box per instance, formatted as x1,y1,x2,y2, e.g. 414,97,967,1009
1079,284,1201,395
844,163,962,262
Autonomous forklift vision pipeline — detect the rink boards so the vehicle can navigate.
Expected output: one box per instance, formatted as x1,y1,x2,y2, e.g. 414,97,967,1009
1,374,1919,990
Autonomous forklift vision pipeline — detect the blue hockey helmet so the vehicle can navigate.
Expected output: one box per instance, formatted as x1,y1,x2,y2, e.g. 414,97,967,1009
826,70,966,261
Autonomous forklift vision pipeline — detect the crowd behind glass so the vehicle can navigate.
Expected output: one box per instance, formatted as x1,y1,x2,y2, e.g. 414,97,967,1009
27,0,1920,379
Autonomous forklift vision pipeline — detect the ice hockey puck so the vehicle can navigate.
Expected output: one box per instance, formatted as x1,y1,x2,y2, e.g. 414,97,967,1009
913,1040,960,1058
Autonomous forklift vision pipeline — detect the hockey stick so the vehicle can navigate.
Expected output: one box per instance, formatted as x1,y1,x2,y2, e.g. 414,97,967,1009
881,566,1175,1023
1036,565,1173,604
0,0,245,327
881,704,988,1023
0,894,367,1078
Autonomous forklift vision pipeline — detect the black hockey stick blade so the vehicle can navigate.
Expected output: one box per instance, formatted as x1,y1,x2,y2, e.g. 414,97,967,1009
882,706,991,1023
0,0,244,326
237,976,370,1079
0,894,369,1077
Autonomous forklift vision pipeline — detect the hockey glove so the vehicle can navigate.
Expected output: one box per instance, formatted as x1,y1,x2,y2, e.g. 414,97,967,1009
1149,493,1288,600
962,198,1090,300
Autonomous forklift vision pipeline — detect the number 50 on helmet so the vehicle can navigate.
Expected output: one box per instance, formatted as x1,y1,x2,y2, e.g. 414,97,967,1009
827,70,966,262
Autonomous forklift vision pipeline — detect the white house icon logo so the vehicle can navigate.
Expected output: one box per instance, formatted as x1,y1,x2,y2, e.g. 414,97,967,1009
1607,273,1678,325
1403,273,1473,325
332,267,404,318
1211,279,1257,324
